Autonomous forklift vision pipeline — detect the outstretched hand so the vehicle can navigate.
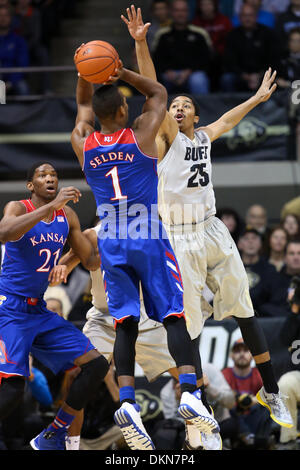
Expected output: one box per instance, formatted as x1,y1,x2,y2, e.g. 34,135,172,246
121,5,151,41
256,67,277,102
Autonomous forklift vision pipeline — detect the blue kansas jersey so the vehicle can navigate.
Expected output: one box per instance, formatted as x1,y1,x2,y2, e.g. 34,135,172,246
0,199,69,299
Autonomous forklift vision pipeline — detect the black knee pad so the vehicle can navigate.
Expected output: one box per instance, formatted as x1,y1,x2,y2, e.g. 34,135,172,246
66,355,109,411
0,376,25,420
234,316,269,356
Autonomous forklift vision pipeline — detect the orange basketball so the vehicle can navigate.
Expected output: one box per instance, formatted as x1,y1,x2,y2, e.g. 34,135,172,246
74,40,119,84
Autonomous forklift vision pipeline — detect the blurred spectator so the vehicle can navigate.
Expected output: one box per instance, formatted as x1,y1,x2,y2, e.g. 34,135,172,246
267,226,288,272
238,227,277,310
277,27,300,89
0,5,30,95
152,0,212,94
192,0,233,55
12,0,52,94
281,196,300,221
234,0,290,15
245,204,271,249
276,292,300,450
147,0,172,51
276,0,300,53
256,239,300,317
222,339,275,449
221,3,277,92
44,285,72,320
216,207,244,243
281,213,300,239
232,0,275,28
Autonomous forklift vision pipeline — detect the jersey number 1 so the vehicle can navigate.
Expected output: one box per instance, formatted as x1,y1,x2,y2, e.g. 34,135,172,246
105,166,127,201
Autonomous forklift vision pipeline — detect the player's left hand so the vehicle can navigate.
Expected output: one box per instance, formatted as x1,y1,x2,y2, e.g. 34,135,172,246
48,264,68,286
255,67,277,102
103,60,124,85
121,5,151,41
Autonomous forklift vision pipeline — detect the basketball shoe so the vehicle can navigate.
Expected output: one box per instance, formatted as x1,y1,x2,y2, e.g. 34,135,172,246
178,390,220,434
256,387,293,428
114,402,155,450
30,428,66,450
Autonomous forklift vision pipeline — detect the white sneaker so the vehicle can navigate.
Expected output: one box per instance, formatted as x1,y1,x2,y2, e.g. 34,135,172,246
256,387,293,428
200,407,222,450
114,402,155,450
178,391,220,434
200,432,222,450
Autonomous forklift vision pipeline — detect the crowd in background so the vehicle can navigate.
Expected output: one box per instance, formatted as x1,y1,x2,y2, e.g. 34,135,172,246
0,0,300,98
0,0,80,95
143,0,300,97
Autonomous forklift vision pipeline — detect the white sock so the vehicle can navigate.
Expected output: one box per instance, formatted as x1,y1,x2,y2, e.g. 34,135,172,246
186,423,202,448
65,435,81,451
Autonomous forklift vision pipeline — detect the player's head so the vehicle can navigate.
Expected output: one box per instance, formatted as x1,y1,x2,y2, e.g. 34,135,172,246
168,94,200,131
92,84,128,126
26,162,58,201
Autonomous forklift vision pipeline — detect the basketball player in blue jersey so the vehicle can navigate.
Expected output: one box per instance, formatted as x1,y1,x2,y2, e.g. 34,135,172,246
71,52,220,450
0,161,110,451
121,4,293,451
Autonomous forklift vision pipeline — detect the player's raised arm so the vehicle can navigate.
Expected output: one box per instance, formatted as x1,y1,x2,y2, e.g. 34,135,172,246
71,45,96,166
116,65,167,156
121,5,178,156
200,68,277,142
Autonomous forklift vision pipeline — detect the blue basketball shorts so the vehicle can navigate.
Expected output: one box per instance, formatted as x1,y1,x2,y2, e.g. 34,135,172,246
0,292,95,379
99,235,185,325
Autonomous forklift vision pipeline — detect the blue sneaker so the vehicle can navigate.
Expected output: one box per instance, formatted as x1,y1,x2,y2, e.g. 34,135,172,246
30,429,66,450
114,402,155,450
178,390,220,434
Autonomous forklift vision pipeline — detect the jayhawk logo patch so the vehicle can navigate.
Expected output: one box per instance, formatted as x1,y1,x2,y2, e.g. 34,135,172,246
0,295,7,306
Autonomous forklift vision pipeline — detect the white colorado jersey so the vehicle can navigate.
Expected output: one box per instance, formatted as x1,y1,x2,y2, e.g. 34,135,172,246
158,129,216,225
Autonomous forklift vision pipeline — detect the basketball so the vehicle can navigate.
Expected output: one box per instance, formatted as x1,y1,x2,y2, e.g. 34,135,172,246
74,40,120,84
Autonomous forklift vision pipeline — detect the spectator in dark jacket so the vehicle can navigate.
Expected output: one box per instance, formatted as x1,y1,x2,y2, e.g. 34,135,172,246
152,0,212,94
238,227,278,312
12,0,51,93
0,5,30,95
192,0,232,55
275,0,300,54
256,239,300,317
277,27,300,90
221,3,277,92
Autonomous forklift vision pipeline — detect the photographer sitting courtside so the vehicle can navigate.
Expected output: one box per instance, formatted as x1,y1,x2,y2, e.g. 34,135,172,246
222,339,275,449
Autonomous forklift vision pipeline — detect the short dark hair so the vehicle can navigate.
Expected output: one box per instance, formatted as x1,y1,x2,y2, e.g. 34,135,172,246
169,93,200,116
92,85,124,120
286,238,300,251
27,161,56,182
